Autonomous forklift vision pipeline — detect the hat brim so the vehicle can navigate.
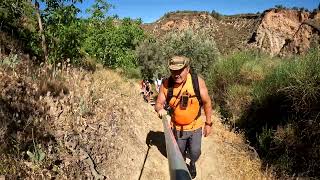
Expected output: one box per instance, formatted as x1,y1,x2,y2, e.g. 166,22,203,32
169,64,186,71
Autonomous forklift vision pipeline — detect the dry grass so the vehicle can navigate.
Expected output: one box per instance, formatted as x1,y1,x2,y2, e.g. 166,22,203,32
225,84,253,123
208,112,275,180
0,61,162,179
36,65,168,179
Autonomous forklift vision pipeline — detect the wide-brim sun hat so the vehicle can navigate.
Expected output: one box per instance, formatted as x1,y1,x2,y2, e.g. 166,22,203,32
168,56,190,71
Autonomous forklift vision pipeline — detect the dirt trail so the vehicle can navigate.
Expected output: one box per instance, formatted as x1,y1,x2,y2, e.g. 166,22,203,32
139,110,272,180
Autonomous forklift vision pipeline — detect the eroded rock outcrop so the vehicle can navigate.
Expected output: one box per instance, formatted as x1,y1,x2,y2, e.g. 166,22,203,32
252,9,320,56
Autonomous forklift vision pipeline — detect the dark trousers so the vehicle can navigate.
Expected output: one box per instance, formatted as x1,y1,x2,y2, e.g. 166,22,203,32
172,128,202,164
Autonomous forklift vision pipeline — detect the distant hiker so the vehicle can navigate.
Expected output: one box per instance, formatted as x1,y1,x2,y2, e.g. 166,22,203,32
154,74,163,93
143,80,153,103
140,79,147,95
155,56,213,179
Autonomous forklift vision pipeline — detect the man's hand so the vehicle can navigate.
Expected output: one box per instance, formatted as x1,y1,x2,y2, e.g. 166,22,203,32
157,109,167,118
203,124,212,137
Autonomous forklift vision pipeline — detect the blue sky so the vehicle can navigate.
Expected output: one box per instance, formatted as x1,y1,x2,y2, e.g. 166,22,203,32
77,0,319,23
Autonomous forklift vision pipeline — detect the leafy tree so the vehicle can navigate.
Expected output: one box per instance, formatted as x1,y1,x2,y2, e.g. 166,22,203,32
83,16,144,68
0,0,34,28
86,0,112,20
40,0,84,63
82,0,145,68
136,29,220,79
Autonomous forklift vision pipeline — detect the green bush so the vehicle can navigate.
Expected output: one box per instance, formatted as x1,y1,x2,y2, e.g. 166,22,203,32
240,49,320,177
240,61,265,82
122,67,142,79
253,50,320,108
196,49,320,176
257,126,273,155
206,51,274,118
45,19,84,64
207,52,251,92
136,29,220,79
209,49,320,177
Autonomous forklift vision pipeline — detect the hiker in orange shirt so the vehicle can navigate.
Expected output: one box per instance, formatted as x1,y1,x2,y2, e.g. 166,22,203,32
155,56,213,179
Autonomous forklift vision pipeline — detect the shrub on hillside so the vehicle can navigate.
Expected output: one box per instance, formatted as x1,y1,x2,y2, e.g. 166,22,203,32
225,84,252,122
274,5,287,10
136,29,220,79
239,49,320,177
0,0,41,57
206,51,274,119
208,49,320,177
240,61,265,82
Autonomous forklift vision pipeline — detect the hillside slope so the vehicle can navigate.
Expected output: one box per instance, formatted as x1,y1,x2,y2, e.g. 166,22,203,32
142,9,320,55
142,12,260,54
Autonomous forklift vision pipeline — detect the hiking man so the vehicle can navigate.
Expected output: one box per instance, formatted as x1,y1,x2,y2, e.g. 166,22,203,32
155,56,213,179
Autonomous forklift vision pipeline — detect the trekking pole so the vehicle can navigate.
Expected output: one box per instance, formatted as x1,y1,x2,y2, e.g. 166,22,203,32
162,115,192,180
138,144,151,180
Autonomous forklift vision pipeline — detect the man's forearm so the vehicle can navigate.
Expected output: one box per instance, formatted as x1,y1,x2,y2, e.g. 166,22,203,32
203,102,212,123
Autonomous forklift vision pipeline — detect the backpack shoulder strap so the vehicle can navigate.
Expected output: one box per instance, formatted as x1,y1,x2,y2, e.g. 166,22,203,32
166,77,174,104
191,72,203,106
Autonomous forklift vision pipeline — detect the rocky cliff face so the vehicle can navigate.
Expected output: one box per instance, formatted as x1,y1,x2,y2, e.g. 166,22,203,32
281,12,320,55
251,9,320,56
143,9,320,56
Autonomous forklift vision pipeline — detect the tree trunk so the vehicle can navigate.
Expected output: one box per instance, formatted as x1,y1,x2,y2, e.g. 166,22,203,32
35,0,48,62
